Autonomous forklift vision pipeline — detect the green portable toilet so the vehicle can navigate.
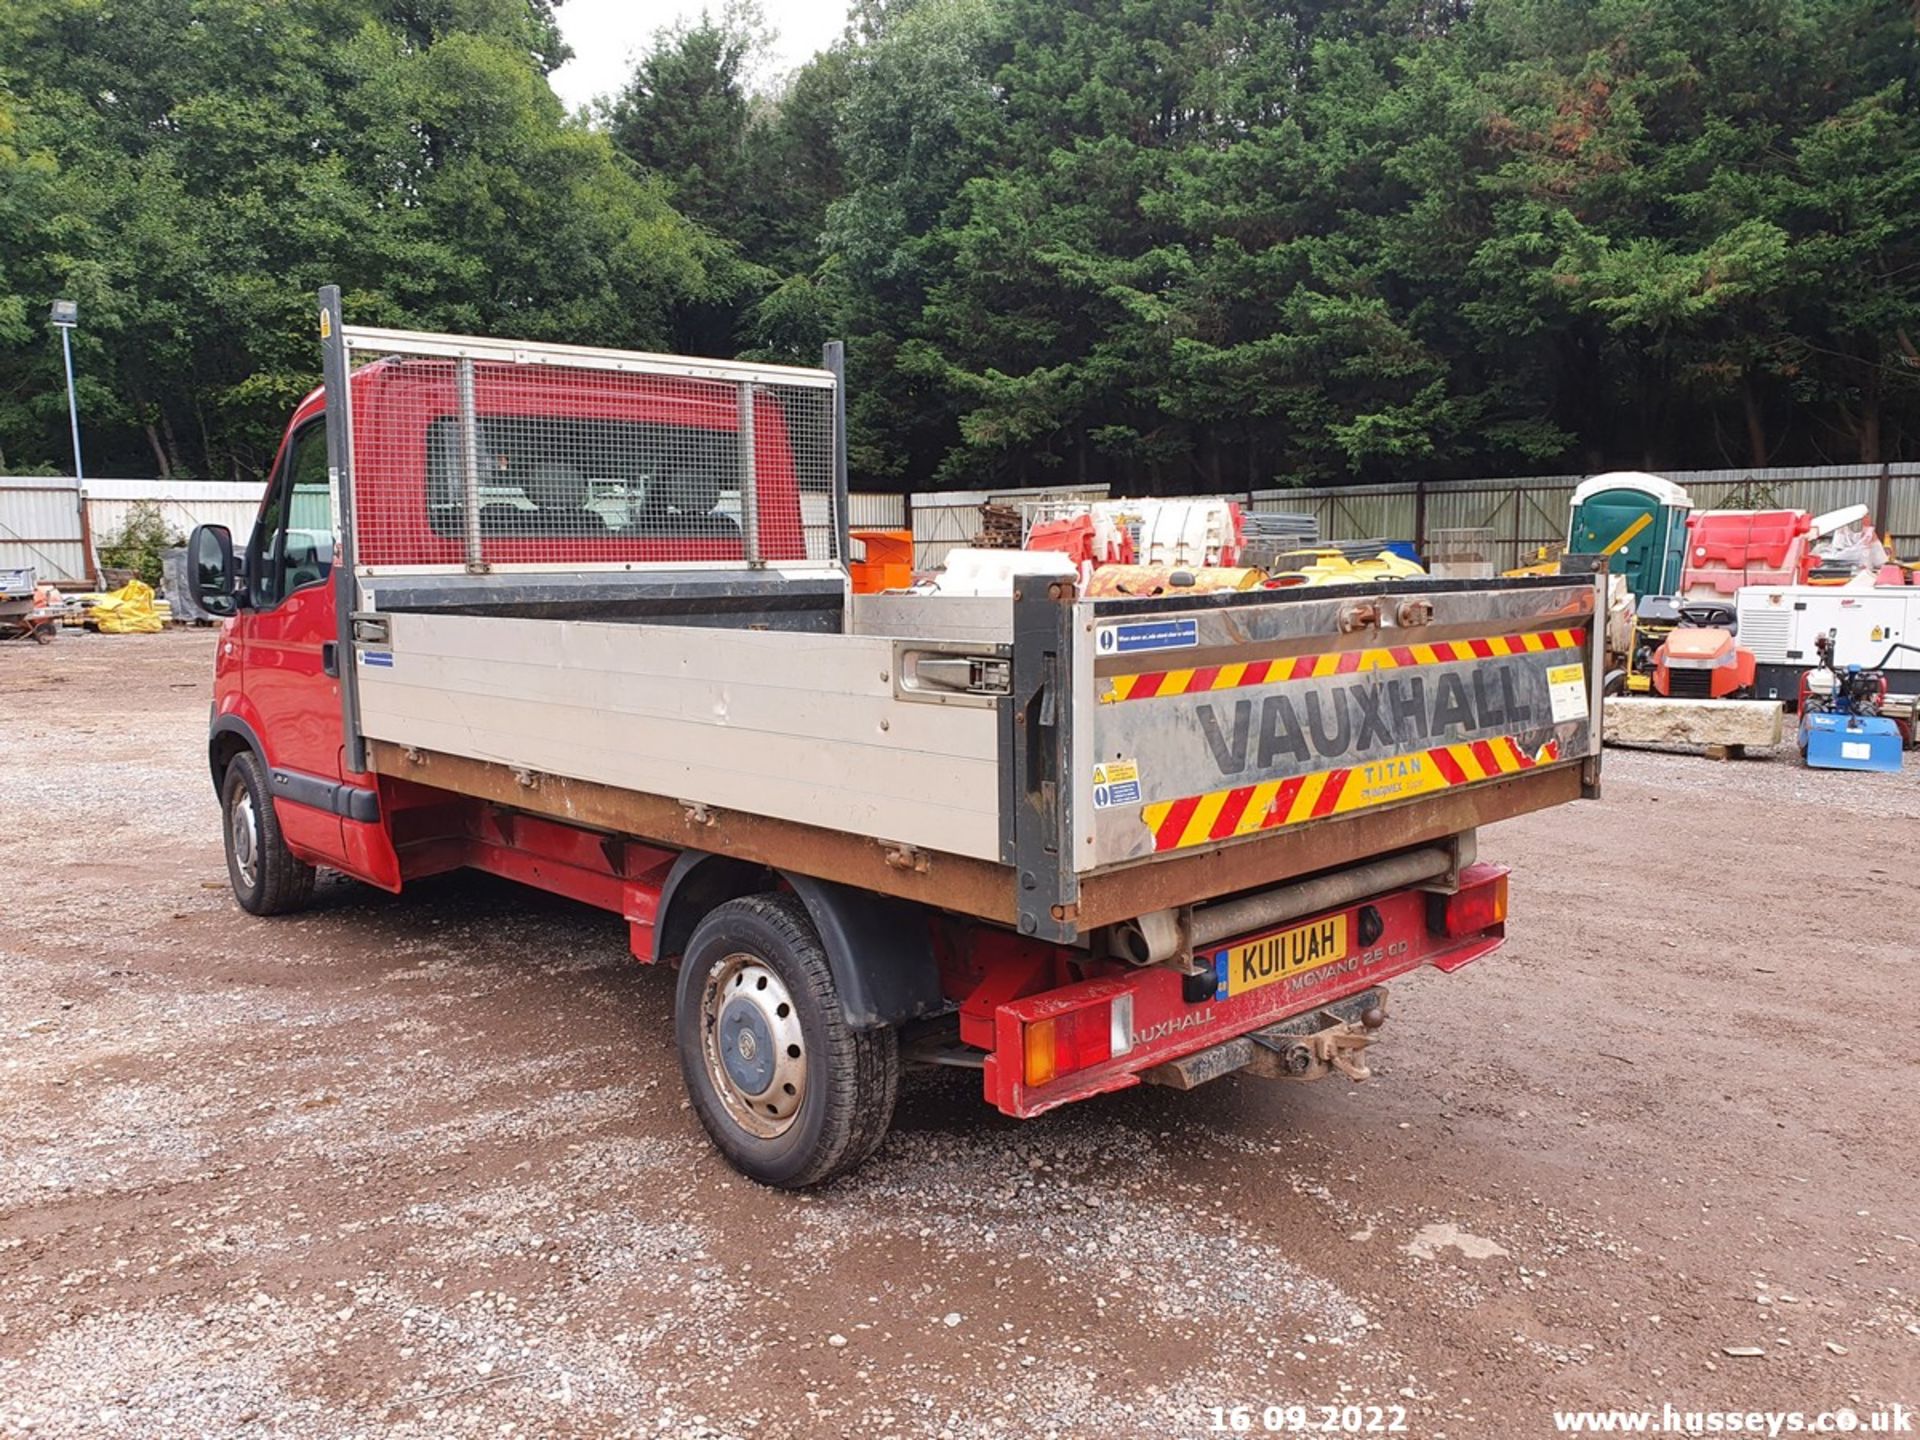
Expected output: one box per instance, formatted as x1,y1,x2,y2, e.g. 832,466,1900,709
1568,471,1693,600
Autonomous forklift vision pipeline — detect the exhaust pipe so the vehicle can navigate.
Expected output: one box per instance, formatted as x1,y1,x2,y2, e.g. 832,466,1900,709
1112,907,1184,965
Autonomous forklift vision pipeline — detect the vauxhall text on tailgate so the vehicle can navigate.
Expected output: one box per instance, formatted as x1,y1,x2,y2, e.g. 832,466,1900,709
188,289,1602,1187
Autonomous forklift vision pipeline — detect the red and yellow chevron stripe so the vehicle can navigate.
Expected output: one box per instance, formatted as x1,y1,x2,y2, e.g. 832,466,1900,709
1103,628,1585,703
1140,735,1563,853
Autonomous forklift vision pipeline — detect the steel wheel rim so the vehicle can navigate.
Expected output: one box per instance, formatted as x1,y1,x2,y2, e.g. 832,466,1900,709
230,789,259,890
700,952,806,1139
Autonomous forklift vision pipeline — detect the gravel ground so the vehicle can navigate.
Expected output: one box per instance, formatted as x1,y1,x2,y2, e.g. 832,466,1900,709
2,628,1917,1440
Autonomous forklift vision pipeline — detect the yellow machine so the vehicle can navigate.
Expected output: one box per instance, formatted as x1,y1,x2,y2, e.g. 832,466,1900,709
1503,544,1566,578
1263,547,1426,586
1622,596,1680,693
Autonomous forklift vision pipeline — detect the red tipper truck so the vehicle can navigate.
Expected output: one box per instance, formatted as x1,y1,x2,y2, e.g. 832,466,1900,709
186,289,1603,1188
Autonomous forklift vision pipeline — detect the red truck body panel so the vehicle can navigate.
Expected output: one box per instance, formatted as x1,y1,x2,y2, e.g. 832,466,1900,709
247,765,1506,1117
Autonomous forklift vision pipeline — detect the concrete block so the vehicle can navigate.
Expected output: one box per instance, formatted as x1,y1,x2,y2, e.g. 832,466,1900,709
1603,697,1785,749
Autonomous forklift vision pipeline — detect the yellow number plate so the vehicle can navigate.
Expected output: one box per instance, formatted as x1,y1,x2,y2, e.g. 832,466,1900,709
1217,915,1350,997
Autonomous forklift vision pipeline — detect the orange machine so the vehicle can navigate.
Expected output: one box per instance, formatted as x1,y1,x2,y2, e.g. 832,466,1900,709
1652,600,1756,699
848,529,914,593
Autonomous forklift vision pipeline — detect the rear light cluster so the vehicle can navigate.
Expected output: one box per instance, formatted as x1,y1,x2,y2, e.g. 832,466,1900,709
1429,865,1509,938
1023,994,1134,1088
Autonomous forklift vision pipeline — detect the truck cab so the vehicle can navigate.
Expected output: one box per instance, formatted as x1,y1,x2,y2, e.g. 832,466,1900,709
198,353,811,901
201,388,352,890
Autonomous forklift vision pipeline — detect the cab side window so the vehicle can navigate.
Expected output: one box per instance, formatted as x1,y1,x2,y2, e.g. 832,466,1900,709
248,421,333,608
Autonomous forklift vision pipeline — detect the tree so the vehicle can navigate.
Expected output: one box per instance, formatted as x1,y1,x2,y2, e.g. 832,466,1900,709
608,9,858,359
1433,0,1920,467
822,0,1920,486
823,0,1006,482
608,4,764,243
743,43,855,278
97,499,183,586
0,0,721,480
7,0,1919,489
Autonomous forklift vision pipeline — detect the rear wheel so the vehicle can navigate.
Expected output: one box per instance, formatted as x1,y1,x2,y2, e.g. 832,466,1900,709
675,893,899,1188
221,750,317,916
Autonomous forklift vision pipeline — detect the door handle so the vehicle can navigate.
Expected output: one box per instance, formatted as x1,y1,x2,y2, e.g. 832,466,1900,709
322,641,339,677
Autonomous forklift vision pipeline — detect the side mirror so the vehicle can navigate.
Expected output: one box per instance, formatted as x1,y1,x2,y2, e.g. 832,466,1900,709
189,523,238,616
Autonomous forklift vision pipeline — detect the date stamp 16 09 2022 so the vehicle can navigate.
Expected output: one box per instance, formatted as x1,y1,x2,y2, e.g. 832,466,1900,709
1206,1403,1410,1434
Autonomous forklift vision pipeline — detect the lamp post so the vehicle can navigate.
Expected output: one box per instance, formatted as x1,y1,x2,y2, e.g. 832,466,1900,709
47,299,96,583
48,299,83,486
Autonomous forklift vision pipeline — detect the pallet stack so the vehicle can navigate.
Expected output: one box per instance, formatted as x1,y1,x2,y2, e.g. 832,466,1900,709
973,503,1022,549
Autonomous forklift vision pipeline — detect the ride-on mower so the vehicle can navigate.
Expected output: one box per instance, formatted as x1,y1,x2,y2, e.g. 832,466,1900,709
1652,599,1756,700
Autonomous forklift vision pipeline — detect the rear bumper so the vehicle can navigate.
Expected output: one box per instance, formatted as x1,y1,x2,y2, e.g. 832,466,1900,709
984,867,1507,1117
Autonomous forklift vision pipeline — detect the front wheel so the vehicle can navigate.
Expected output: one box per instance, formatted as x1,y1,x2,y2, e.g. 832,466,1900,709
675,893,899,1188
221,750,317,916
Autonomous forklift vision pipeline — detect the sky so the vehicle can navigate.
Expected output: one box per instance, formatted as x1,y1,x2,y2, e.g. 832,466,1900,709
549,0,852,112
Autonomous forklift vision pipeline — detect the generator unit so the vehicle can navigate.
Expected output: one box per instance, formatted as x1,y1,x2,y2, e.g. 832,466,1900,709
1736,585,1920,705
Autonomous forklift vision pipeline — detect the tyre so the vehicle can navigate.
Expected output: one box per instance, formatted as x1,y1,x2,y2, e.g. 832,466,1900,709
221,750,317,916
675,893,899,1189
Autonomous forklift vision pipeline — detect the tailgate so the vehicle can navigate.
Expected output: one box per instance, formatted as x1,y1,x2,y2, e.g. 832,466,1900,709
1074,578,1601,869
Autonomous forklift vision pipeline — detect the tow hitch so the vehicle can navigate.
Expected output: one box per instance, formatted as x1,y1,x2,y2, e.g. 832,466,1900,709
1140,988,1389,1091
1252,1014,1376,1081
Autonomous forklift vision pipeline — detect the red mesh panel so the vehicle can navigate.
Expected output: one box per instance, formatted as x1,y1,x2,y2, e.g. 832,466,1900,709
345,351,834,571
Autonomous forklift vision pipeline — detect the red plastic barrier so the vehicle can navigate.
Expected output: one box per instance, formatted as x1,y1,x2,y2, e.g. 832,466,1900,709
1682,509,1813,594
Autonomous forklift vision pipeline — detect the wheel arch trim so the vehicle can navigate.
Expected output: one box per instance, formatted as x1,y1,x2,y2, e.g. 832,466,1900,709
654,850,947,1030
208,712,265,793
208,714,379,822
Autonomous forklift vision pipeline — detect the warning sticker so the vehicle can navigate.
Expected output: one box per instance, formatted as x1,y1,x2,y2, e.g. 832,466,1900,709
1096,618,1198,656
1092,759,1142,809
1546,662,1587,724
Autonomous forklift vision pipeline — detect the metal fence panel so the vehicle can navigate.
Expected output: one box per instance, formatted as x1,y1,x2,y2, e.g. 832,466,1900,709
0,478,87,584
1881,465,1920,542
90,497,265,542
1324,488,1419,545
806,464,1920,576
1420,479,1579,572
848,492,907,529
86,479,267,554
1250,465,1920,572
911,501,988,572
3,476,283,586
